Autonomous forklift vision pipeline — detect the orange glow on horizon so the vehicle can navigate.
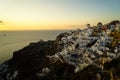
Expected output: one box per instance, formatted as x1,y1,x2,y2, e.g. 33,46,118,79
0,24,86,31
0,19,116,31
0,20,88,31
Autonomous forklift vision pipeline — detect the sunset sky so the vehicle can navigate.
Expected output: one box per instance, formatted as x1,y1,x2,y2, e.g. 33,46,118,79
0,0,120,30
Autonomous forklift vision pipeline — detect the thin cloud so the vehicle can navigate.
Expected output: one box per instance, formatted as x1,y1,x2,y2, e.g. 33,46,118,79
68,24,85,29
69,25,80,27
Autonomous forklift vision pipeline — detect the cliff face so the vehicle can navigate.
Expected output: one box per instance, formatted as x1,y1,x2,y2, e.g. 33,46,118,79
9,40,57,79
0,20,120,80
0,40,58,80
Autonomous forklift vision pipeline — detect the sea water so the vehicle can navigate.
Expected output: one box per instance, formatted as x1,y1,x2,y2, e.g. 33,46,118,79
0,30,68,63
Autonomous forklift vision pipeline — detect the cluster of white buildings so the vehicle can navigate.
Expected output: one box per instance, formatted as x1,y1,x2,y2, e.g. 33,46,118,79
46,22,120,73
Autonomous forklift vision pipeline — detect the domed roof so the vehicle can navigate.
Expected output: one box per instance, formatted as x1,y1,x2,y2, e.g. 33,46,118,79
97,22,102,26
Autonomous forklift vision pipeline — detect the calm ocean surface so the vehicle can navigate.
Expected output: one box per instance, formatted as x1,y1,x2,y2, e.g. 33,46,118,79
0,30,69,63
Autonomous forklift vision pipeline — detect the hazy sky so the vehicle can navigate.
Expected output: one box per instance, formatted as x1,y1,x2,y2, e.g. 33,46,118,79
0,0,120,30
